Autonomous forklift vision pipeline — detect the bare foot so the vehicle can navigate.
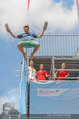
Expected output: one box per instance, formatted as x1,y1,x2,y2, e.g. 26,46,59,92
23,53,26,60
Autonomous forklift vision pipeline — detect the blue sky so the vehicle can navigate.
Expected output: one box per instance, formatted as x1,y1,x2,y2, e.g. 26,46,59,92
55,0,74,9
0,0,79,113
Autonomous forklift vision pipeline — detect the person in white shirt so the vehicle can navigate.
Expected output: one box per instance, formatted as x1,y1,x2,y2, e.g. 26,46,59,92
28,61,37,81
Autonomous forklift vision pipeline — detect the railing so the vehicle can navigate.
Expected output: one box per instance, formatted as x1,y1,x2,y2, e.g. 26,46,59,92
51,57,79,80
27,35,79,56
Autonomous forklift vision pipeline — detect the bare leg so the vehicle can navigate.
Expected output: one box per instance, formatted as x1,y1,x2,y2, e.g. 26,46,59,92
31,43,40,60
17,43,26,60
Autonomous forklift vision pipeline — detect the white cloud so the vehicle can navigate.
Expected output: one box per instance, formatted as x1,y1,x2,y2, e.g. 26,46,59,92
0,0,78,40
0,88,20,113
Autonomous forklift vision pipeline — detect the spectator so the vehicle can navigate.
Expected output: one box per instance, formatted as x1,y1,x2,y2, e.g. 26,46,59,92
37,64,50,81
55,63,69,80
28,61,37,81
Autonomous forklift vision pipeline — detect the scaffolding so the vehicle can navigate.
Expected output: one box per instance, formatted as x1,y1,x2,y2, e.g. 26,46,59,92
20,35,79,118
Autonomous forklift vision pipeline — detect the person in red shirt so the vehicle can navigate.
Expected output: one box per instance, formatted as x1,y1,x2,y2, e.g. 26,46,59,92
37,64,50,81
55,63,69,80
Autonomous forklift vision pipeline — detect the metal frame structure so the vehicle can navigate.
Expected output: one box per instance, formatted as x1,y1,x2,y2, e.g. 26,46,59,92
26,56,30,118
51,57,79,80
23,56,79,118
27,35,79,57
20,34,79,117
20,56,24,96
52,57,55,80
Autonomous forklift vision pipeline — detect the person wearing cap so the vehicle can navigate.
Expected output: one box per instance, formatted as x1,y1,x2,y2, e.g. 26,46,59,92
6,24,47,60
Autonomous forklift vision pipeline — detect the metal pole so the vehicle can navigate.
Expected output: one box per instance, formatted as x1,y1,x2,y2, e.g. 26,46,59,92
49,77,79,80
54,69,79,71
52,57,55,80
20,56,24,96
26,80,30,117
26,53,30,118
53,57,79,60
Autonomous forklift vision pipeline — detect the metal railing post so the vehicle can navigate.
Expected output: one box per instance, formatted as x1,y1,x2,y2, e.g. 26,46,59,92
25,53,30,118
20,56,24,96
52,57,55,80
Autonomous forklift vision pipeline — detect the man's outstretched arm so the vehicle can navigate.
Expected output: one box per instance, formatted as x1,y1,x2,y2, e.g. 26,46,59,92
9,31,18,38
37,29,45,38
5,23,18,38
37,21,48,38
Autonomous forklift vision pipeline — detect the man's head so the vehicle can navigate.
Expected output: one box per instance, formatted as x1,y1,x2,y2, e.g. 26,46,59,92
8,109,19,118
30,60,34,67
3,103,13,116
40,64,44,70
61,63,66,69
24,25,29,33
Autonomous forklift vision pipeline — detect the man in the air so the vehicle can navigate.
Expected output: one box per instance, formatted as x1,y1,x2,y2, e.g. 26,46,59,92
5,22,48,60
